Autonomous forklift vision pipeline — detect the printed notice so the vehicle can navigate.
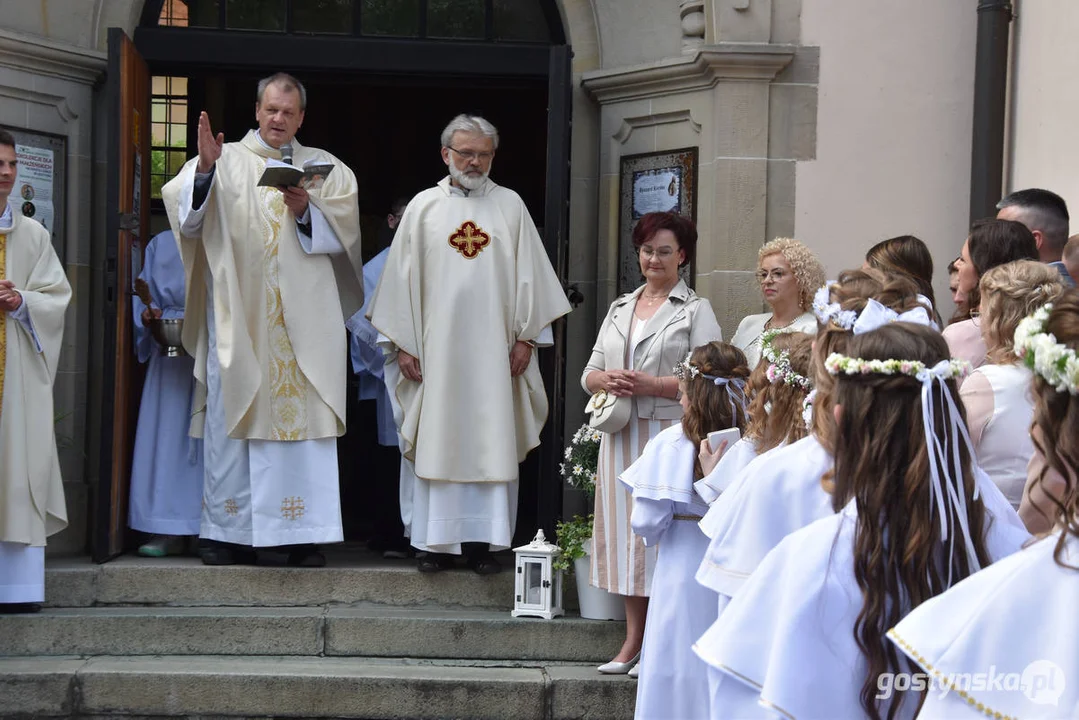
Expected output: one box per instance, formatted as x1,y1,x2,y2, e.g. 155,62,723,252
15,144,55,233
632,168,681,217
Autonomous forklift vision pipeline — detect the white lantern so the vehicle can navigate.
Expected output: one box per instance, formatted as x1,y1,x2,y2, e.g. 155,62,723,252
511,529,564,620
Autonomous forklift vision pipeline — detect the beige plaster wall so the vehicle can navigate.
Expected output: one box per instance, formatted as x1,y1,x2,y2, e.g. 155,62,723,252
794,0,977,311
1005,0,1077,233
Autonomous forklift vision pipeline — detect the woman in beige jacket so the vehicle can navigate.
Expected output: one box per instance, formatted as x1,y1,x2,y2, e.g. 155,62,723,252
581,211,722,674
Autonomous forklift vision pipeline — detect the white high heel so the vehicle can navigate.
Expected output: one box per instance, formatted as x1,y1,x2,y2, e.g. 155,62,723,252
627,663,640,678
597,651,641,674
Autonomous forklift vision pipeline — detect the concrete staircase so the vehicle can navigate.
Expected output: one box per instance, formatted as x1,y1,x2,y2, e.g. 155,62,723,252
0,549,635,719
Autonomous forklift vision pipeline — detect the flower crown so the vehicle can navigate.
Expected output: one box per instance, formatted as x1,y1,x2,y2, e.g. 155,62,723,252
1014,303,1079,395
824,353,971,382
812,285,858,329
673,353,701,380
760,329,812,391
812,285,939,333
674,352,750,419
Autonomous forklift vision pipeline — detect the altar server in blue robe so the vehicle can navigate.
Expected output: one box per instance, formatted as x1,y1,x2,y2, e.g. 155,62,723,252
128,229,203,556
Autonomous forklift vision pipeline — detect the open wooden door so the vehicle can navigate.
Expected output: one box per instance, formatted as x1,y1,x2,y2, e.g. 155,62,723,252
535,44,573,536
94,28,151,562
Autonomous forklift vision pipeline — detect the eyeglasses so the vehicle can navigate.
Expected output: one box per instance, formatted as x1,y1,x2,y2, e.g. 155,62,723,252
448,147,495,162
756,269,790,283
640,246,677,259
969,310,981,327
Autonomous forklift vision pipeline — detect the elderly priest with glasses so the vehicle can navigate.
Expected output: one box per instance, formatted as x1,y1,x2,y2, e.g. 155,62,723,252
368,114,571,574
162,72,363,567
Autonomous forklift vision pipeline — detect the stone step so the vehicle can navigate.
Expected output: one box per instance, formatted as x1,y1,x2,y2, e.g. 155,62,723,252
0,655,636,719
46,553,566,609
0,606,623,662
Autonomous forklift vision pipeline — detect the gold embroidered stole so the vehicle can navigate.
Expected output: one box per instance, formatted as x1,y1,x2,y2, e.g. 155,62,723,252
0,231,5,417
257,186,309,440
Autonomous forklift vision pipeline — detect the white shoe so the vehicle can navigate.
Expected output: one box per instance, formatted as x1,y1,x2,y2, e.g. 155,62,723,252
597,651,641,674
628,663,640,678
138,535,188,558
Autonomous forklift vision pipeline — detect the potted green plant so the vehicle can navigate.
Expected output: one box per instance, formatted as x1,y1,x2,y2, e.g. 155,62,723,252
555,424,625,620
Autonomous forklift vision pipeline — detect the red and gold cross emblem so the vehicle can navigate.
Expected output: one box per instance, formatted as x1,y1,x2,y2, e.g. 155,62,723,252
448,220,491,259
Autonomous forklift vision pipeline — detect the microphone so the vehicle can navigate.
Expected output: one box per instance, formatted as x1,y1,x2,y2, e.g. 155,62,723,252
280,142,293,166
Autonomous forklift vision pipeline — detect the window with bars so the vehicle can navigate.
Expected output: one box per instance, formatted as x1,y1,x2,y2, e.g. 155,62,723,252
154,0,561,43
150,76,189,200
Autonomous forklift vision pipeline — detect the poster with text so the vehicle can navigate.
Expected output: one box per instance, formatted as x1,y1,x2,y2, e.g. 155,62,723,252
15,144,55,233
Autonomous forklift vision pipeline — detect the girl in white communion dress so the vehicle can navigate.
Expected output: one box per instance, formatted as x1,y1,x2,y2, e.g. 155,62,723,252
890,295,1079,718
620,341,749,720
697,322,1028,720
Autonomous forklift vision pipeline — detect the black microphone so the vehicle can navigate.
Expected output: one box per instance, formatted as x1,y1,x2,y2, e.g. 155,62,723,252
280,142,293,166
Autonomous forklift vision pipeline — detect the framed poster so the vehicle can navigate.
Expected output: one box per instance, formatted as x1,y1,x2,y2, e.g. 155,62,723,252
9,128,66,263
617,147,698,294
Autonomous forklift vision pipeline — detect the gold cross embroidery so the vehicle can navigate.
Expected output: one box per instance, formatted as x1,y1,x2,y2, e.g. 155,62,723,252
448,221,491,259
280,496,306,521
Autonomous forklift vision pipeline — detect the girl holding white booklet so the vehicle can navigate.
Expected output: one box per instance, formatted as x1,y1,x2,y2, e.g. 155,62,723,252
619,341,749,720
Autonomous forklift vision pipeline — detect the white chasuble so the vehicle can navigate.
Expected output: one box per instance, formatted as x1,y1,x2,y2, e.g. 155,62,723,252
368,177,571,483
0,211,70,550
368,178,570,552
161,131,362,547
162,130,363,442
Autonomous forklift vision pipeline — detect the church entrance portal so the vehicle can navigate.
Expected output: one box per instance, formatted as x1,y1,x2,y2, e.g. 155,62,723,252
96,0,572,560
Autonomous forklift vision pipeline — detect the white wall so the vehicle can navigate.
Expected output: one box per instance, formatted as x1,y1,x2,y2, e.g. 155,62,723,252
1006,0,1078,235
795,0,979,311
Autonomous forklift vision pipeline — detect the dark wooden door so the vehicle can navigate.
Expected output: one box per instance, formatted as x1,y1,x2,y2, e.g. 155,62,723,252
94,28,151,562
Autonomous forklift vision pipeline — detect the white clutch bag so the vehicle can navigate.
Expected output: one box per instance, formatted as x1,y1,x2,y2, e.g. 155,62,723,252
585,388,631,434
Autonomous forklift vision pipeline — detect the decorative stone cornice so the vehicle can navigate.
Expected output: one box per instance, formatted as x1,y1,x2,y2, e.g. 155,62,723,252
581,43,795,104
0,29,106,85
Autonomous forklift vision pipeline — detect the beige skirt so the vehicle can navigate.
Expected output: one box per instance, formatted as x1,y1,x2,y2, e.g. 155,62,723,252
589,412,672,596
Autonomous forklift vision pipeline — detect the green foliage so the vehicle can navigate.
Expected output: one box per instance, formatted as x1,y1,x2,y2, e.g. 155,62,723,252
552,513,593,574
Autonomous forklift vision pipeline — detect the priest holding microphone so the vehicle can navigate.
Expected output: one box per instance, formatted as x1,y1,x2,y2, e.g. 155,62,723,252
162,72,363,567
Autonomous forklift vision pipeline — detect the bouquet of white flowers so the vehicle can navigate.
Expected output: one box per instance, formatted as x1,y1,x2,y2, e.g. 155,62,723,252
559,424,601,501
555,424,602,572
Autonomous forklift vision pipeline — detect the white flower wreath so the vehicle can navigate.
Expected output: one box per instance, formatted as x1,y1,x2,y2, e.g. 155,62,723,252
1014,303,1079,395
824,353,971,382
760,329,812,390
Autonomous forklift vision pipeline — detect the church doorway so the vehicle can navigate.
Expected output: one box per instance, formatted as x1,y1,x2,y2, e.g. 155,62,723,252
96,0,572,560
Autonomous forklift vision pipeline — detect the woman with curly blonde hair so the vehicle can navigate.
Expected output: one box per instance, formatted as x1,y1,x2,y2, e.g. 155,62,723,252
959,260,1064,508
731,238,826,368
892,292,1079,718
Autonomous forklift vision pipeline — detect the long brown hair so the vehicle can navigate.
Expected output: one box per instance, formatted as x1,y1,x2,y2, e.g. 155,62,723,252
811,269,922,455
744,331,813,453
1027,290,1079,565
832,323,992,720
865,235,940,324
682,342,751,480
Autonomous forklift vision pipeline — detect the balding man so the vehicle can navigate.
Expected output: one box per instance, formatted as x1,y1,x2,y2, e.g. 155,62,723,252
997,188,1074,286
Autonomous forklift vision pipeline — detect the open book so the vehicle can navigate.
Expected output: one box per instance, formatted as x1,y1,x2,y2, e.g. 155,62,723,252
257,158,335,190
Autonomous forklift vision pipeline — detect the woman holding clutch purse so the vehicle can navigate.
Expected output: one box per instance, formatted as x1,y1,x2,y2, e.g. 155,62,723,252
581,211,722,675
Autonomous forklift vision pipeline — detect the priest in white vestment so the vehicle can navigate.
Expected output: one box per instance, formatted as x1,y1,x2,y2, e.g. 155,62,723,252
162,73,363,567
0,129,71,612
368,115,571,574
